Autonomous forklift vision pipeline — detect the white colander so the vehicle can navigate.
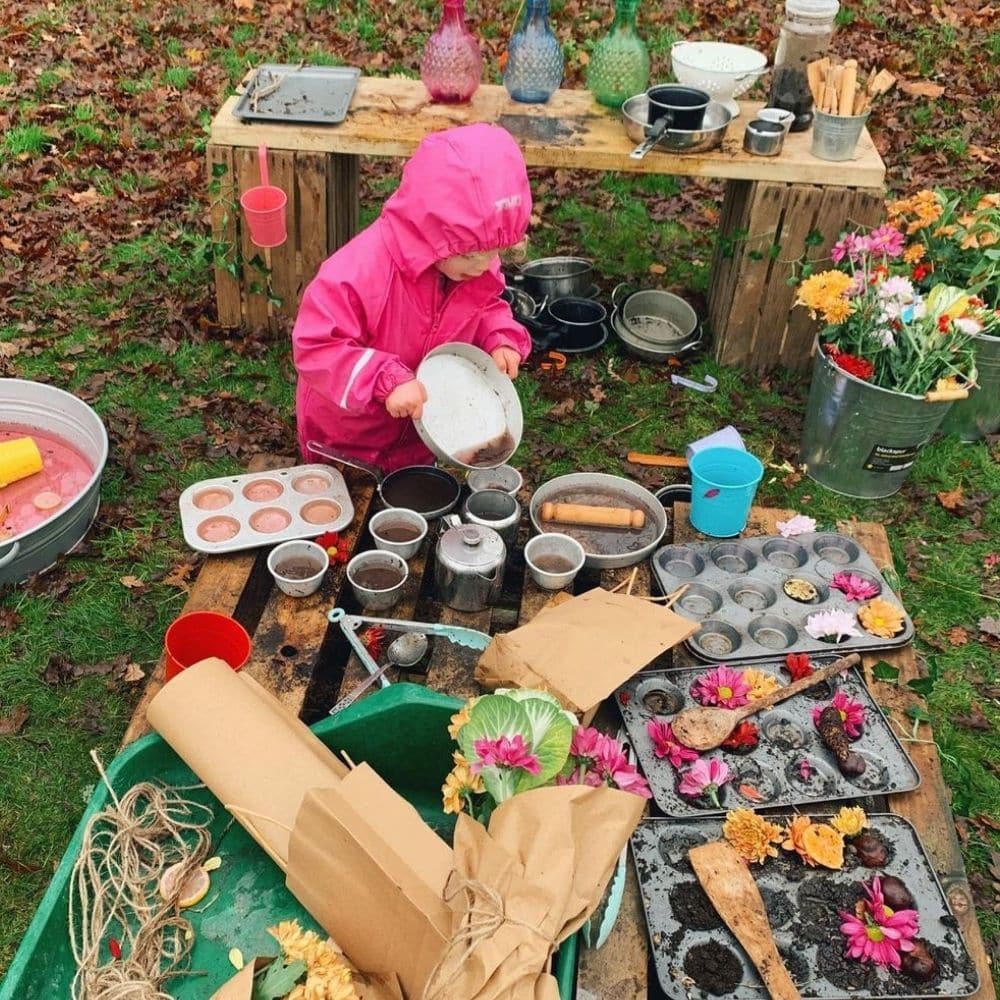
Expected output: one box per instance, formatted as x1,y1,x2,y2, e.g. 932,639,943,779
670,41,768,116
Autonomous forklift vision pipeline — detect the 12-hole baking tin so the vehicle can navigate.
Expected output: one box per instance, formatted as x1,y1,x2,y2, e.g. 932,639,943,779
179,464,354,555
651,531,914,663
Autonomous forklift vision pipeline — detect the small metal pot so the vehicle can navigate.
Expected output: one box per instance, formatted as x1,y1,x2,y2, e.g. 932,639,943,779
611,284,698,348
743,119,785,157
544,297,608,351
512,257,594,301
435,515,506,612
462,489,521,549
501,286,546,323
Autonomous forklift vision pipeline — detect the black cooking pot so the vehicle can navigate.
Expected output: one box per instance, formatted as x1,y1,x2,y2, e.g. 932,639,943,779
307,441,461,518
532,296,609,353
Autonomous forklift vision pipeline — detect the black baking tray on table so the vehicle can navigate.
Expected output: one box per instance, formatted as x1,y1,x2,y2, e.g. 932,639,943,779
233,64,360,125
631,814,979,1000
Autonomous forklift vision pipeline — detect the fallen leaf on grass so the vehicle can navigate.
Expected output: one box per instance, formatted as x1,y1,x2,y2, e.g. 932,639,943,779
42,653,143,686
955,702,991,731
979,616,1000,642
162,561,198,590
546,397,576,420
648,263,667,275
945,625,970,646
937,486,964,510
120,575,146,590
120,661,145,683
0,704,29,735
0,606,22,632
67,186,103,206
898,80,945,98
0,850,42,874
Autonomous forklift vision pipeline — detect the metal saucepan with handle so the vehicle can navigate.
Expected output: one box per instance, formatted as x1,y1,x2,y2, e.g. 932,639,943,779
307,441,461,519
509,256,595,301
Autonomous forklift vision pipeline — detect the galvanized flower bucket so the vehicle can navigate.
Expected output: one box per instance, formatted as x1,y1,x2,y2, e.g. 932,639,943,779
940,329,1000,442
800,344,957,498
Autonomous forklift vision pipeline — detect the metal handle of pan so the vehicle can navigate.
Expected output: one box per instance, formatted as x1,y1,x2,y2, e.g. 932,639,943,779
0,541,20,568
307,440,384,483
610,283,636,311
629,118,669,160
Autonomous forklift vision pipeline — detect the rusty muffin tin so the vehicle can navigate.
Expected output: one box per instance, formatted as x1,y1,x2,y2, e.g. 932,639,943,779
650,531,914,663
179,464,354,555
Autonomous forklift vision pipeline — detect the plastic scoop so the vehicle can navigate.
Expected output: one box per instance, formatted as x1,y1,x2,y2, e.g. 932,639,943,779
239,144,287,248
0,436,43,488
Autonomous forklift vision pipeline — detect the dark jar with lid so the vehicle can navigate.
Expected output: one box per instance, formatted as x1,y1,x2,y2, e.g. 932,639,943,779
768,0,839,132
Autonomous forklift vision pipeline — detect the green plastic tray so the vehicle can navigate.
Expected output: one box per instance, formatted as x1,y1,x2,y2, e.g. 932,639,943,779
1,684,576,999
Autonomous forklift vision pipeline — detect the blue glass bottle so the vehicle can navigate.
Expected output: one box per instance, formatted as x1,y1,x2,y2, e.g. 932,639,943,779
503,0,564,104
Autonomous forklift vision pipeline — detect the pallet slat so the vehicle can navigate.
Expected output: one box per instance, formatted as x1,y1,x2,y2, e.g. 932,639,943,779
234,146,272,330
206,143,242,329
297,152,330,300
266,150,299,328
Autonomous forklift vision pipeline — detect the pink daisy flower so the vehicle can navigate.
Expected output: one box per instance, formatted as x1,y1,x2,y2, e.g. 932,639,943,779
831,571,881,602
690,666,750,709
678,757,731,806
839,876,919,970
471,734,541,776
646,719,700,769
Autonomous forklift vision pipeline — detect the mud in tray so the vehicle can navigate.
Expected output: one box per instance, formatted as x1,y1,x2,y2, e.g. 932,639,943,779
232,64,360,124
632,814,979,1000
651,531,914,663
179,464,354,555
616,660,920,817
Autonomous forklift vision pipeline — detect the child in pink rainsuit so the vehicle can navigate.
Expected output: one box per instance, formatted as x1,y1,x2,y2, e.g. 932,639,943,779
293,123,533,472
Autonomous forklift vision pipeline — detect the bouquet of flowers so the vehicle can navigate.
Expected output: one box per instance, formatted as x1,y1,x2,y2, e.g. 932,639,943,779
887,189,1000,306
443,689,650,821
795,220,989,395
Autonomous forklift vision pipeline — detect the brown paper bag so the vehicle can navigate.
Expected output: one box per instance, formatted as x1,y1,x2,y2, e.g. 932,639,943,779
286,763,455,999
147,658,348,869
475,588,698,716
423,784,647,1000
210,957,272,1000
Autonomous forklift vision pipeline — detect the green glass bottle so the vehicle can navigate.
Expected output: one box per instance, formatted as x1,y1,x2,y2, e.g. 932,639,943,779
586,0,650,109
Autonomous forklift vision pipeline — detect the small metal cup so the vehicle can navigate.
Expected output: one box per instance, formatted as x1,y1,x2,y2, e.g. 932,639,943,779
743,119,786,156
524,533,586,591
370,508,428,560
346,551,408,611
462,489,521,549
467,464,523,496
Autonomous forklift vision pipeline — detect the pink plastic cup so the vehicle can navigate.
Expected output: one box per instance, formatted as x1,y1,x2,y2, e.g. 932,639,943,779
240,144,287,248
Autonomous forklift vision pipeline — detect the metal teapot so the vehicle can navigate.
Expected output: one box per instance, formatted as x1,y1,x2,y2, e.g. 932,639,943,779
435,515,506,612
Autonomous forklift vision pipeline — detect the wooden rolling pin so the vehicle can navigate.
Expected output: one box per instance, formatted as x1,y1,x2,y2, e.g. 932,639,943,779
539,501,645,530
626,452,689,468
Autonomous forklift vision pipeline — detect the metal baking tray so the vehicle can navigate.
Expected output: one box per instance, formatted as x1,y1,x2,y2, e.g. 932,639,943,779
179,464,353,555
232,64,360,125
616,659,920,817
651,531,914,663
632,814,979,999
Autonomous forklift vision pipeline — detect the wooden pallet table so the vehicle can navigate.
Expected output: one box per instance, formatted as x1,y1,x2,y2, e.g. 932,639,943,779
206,77,886,371
122,460,993,999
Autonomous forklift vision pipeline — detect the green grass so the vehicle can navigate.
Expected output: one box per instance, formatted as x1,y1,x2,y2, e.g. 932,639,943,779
1,0,999,982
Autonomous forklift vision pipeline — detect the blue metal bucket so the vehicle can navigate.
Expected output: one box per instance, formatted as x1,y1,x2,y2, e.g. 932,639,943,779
688,447,764,537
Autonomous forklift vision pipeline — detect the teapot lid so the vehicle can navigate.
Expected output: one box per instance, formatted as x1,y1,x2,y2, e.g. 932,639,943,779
439,523,505,570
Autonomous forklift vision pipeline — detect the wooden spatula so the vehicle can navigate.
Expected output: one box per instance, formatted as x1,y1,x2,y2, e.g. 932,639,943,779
671,652,860,751
689,841,801,1000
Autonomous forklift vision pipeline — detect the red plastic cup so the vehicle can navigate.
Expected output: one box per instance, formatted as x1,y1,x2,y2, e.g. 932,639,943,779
164,611,252,682
240,143,287,248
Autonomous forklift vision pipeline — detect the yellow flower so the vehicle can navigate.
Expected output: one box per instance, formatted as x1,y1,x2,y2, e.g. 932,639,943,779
742,669,781,701
976,193,1000,210
723,809,784,864
447,697,477,739
268,920,358,1000
831,806,868,837
858,598,906,638
782,816,844,868
935,376,962,394
903,243,926,264
796,270,855,325
889,190,944,233
934,224,958,238
441,751,484,815
960,232,980,250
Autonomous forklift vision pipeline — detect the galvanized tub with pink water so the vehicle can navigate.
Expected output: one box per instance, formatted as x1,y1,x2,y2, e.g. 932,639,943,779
0,378,108,586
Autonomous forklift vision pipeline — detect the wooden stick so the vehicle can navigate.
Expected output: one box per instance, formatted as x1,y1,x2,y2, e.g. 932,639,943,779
839,59,858,115
807,59,825,104
626,452,689,468
624,566,639,597
925,387,969,402
663,583,689,609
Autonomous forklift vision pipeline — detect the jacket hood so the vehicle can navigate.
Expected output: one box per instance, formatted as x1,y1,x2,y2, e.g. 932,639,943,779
380,123,532,277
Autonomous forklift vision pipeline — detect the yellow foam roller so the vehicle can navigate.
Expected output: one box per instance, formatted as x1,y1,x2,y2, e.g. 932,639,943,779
0,437,43,488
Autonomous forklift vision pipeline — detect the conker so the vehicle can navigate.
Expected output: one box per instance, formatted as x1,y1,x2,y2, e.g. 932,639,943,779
852,831,889,867
901,940,938,982
880,875,915,911
840,751,866,777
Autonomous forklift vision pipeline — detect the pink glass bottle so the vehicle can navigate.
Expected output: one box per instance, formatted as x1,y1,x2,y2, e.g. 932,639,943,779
420,0,483,104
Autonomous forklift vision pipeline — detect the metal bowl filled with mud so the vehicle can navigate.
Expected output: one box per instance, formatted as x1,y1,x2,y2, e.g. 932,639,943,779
621,94,732,154
529,473,667,570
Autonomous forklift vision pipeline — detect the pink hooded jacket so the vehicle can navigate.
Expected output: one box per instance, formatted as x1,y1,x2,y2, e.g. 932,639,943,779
293,123,533,472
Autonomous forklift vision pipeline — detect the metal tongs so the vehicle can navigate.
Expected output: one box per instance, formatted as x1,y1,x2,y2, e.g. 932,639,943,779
328,607,491,714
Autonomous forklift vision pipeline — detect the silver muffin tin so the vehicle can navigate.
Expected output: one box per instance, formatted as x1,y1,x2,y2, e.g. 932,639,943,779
632,814,979,999
616,659,920,818
179,464,354,555
651,531,914,663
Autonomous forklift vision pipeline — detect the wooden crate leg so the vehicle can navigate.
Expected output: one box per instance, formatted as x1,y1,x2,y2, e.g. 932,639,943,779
328,153,360,254
267,150,298,330
206,143,243,329
234,146,272,332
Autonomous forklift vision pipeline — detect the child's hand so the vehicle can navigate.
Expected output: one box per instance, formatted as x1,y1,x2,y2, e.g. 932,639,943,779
385,379,427,419
491,346,521,378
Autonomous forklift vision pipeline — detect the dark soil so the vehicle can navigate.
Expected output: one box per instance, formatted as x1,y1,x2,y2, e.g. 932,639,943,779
669,880,723,931
760,885,794,928
683,941,744,996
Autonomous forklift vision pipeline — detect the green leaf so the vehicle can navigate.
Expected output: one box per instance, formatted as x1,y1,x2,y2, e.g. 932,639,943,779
906,704,932,723
512,700,574,793
805,228,824,247
457,694,529,762
907,676,935,698
871,660,900,683
252,958,307,1000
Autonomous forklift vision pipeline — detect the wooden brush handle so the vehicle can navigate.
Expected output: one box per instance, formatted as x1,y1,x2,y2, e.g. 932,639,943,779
539,502,645,530
925,387,969,402
734,653,861,720
627,452,689,468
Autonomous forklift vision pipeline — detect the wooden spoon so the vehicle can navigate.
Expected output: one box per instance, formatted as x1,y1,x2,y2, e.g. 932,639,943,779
671,652,861,751
689,841,801,1000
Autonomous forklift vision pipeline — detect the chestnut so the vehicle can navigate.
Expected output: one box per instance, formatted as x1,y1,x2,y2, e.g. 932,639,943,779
901,940,938,982
880,875,915,911
840,751,866,777
852,831,889,867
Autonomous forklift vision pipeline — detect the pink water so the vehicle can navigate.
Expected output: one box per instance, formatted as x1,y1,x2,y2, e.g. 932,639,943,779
0,424,94,538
